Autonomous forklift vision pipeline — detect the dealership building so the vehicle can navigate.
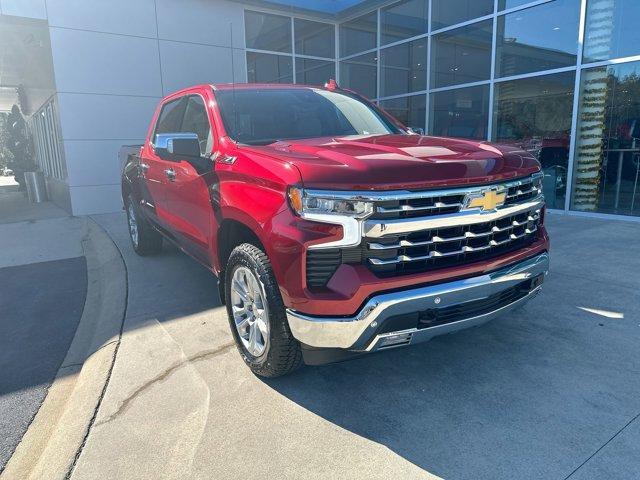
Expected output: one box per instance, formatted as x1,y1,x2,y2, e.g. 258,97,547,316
0,0,639,220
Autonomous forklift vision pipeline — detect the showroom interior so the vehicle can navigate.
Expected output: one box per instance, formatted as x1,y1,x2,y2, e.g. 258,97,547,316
1,0,639,220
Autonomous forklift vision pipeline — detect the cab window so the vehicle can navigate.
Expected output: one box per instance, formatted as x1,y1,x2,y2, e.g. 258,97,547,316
181,95,213,155
153,97,186,144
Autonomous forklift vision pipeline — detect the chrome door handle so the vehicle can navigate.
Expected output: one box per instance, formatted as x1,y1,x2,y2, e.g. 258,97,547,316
165,168,176,181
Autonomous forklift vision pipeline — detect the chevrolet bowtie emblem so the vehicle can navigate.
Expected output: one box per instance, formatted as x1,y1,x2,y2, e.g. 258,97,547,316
465,188,506,211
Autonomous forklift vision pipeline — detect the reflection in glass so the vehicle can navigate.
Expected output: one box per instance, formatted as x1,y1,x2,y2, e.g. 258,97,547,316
432,0,494,30
340,52,377,99
583,0,640,63
496,0,580,78
340,11,377,58
430,85,489,140
380,38,427,97
380,0,428,45
295,59,335,86
493,72,575,208
245,11,291,53
571,61,640,217
246,52,293,83
380,94,426,130
431,20,493,88
294,19,335,59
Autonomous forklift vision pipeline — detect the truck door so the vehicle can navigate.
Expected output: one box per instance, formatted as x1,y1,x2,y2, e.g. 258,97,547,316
140,96,187,229
162,92,216,266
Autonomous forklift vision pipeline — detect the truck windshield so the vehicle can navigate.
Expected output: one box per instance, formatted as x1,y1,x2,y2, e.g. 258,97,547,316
215,88,403,145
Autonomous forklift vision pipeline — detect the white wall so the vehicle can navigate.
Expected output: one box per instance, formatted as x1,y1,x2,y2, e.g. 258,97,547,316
44,0,247,214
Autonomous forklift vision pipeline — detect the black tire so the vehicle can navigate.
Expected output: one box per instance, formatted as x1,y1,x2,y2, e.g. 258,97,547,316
225,243,303,377
126,196,163,256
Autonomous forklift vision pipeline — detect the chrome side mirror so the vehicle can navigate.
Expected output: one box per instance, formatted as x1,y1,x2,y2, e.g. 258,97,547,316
154,133,201,161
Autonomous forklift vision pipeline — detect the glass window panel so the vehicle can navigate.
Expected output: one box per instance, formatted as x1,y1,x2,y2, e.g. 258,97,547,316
431,20,493,88
296,59,335,86
429,85,489,140
431,0,494,30
571,61,640,217
583,0,640,63
340,11,377,57
498,0,537,10
496,0,580,78
294,19,335,59
181,96,212,155
245,11,291,53
247,52,293,83
493,71,575,208
380,0,428,45
380,38,427,97
340,52,377,99
380,94,426,130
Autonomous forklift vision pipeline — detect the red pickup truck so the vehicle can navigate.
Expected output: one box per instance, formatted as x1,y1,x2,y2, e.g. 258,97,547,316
121,82,549,377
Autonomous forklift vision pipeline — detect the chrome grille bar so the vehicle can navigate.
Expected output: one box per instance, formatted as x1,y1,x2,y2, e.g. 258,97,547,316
364,196,544,237
369,226,538,266
377,201,463,214
368,212,540,250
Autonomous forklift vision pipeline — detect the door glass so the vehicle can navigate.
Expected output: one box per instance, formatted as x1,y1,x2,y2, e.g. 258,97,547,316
181,96,212,155
154,98,186,143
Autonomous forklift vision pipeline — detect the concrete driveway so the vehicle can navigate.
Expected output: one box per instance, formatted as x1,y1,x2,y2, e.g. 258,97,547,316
69,213,640,480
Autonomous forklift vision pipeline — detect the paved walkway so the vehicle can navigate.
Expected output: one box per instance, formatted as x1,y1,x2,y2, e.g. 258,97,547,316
0,193,88,471
67,212,639,480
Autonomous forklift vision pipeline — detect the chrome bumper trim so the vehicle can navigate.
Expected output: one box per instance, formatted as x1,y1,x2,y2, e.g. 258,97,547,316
286,252,549,350
363,197,544,237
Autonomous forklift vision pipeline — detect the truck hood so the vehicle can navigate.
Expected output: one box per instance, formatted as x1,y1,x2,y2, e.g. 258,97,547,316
240,134,541,190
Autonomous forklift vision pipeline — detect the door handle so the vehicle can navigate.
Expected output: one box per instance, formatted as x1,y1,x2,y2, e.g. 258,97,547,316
165,168,176,181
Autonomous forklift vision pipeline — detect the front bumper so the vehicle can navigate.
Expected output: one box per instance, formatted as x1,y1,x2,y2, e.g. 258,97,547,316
286,252,549,352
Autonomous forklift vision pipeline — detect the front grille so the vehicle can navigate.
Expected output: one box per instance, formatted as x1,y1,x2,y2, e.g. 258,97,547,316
305,173,544,287
365,208,541,276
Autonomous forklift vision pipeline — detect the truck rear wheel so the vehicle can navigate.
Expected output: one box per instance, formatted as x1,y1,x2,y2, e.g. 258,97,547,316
225,243,303,377
126,196,163,256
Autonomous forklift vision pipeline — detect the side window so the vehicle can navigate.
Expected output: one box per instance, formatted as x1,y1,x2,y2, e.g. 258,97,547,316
153,97,186,144
181,96,213,155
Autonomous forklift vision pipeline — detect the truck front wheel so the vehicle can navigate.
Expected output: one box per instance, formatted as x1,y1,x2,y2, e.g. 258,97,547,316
225,243,302,377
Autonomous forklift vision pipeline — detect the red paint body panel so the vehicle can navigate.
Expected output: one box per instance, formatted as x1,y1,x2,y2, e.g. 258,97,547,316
123,83,549,319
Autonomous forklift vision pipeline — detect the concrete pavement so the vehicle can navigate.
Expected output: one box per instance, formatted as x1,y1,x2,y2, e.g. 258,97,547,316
66,212,639,480
0,194,127,480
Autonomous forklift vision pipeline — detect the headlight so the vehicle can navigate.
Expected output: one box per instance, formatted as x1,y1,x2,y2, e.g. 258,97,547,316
287,187,373,218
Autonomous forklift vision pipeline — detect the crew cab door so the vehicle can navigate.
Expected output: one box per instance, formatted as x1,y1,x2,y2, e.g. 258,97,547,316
161,92,217,266
139,96,187,228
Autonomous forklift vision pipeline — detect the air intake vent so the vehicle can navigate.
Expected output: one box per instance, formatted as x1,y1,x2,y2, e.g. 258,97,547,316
306,249,341,289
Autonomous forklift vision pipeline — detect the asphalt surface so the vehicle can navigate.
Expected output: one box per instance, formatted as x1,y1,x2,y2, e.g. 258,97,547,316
0,257,87,470
70,212,640,480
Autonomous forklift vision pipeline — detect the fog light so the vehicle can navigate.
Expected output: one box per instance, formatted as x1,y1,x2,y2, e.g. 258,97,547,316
378,332,412,349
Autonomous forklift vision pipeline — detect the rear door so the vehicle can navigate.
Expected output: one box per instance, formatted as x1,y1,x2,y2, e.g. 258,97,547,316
162,91,216,265
139,96,187,228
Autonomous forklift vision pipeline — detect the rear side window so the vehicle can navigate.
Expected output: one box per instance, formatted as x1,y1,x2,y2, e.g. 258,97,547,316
181,96,213,155
153,98,186,143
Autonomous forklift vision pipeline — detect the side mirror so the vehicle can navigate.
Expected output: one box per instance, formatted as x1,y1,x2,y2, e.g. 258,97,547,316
407,126,425,136
154,133,201,161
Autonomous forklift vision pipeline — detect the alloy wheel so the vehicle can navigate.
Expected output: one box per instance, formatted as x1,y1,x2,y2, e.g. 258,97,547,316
230,266,270,357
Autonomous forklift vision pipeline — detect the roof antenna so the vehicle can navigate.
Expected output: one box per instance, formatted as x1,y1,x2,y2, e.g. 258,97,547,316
230,22,238,138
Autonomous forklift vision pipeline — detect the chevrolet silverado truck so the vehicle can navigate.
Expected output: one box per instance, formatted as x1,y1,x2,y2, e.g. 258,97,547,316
121,82,549,377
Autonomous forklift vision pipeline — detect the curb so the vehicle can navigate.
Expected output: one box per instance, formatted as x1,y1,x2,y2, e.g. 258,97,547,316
1,218,127,480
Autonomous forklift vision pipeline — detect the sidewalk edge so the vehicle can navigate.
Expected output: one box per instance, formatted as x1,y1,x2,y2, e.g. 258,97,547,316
1,217,127,480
